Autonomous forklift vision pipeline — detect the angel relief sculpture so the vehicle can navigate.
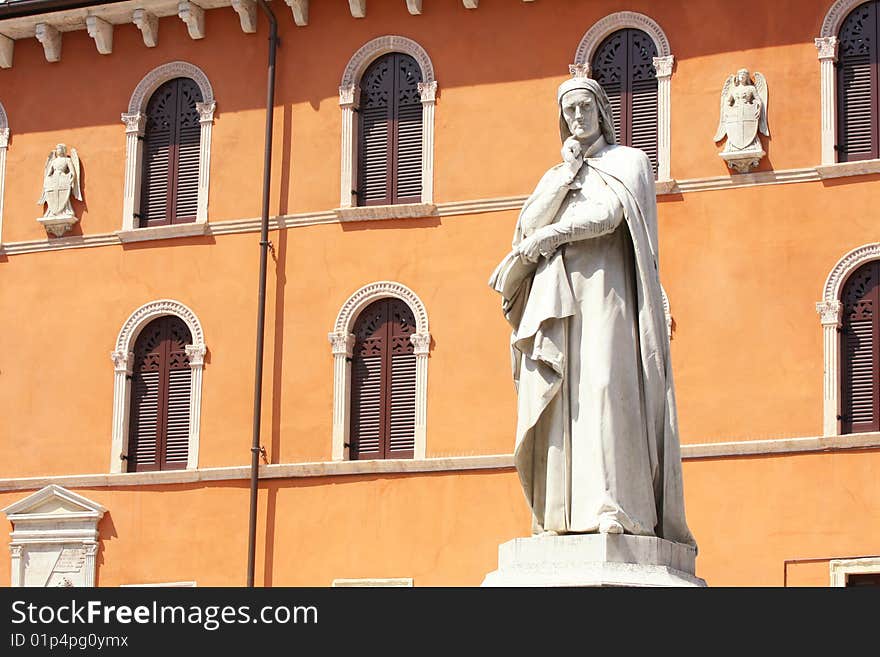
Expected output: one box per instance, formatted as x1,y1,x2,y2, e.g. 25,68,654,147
713,69,769,173
37,143,81,237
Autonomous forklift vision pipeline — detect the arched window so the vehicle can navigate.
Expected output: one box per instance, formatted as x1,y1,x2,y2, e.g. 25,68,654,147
127,315,194,471
591,28,659,176
357,53,423,206
837,1,880,162
140,78,203,227
110,299,206,473
329,281,430,461
349,298,417,459
840,261,880,433
120,61,215,238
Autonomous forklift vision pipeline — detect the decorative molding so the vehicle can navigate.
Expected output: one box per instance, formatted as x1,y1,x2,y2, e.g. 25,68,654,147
1,432,880,493
232,0,257,33
285,0,309,26
463,0,478,8
0,455,516,492
574,11,672,64
667,166,819,193
816,36,840,165
820,0,868,38
821,243,880,310
85,15,113,54
110,300,206,473
574,12,673,181
329,281,430,460
2,485,105,587
830,557,880,587
334,203,437,222
348,0,366,18
35,23,61,63
332,578,413,587
816,158,880,179
406,0,422,15
123,61,215,230
132,9,159,48
339,36,437,207
814,35,838,60
178,2,206,40
0,34,13,69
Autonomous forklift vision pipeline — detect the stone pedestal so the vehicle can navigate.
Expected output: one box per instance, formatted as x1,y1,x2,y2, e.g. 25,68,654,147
482,533,706,587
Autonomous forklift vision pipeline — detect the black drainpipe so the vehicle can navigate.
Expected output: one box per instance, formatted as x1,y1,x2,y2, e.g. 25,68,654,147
247,0,278,589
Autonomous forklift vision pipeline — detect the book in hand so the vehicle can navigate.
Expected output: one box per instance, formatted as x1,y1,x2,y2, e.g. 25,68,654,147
489,249,537,300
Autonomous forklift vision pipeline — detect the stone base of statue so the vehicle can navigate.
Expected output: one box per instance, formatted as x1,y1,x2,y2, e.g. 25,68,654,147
37,213,78,238
719,146,765,174
482,533,706,587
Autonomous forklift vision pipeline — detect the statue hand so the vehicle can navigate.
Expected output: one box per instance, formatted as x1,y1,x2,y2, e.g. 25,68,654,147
561,137,584,177
517,227,558,262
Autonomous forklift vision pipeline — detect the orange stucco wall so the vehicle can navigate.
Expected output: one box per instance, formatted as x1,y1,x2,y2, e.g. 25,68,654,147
1,0,878,587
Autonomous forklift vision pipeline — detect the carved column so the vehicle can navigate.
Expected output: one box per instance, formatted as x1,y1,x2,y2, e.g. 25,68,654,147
817,300,842,437
339,85,359,208
410,333,430,459
121,113,146,231
419,81,437,205
82,543,99,587
110,350,133,473
816,36,839,166
329,332,355,460
0,127,7,244
9,544,23,587
653,55,674,182
196,101,216,223
185,343,207,469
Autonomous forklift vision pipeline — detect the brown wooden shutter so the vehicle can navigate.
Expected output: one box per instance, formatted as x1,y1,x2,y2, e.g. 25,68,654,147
358,53,423,206
128,316,193,471
592,28,659,177
841,261,880,434
140,77,203,227
350,298,417,459
838,1,880,162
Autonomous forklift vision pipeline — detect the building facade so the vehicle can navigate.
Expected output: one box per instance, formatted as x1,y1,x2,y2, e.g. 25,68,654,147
1,0,879,587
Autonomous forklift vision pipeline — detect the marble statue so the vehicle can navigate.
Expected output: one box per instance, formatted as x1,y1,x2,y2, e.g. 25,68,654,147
37,143,81,236
489,70,696,549
714,68,769,173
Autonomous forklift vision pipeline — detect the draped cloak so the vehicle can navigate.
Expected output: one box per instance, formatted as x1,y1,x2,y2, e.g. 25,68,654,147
491,142,696,548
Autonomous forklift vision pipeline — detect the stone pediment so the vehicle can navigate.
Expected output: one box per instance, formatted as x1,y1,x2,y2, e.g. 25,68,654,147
2,484,106,521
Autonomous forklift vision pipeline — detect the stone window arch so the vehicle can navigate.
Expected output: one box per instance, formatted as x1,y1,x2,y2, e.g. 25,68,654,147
110,299,207,473
816,243,880,436
328,282,430,460
573,11,674,182
0,100,8,246
338,36,437,212
120,61,215,239
815,0,880,164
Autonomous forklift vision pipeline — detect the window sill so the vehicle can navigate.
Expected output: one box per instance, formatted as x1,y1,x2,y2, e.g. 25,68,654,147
116,221,209,243
334,203,438,222
815,159,880,180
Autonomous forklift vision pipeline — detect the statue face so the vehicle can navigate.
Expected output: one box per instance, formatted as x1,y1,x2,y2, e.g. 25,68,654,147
736,70,750,85
561,88,600,141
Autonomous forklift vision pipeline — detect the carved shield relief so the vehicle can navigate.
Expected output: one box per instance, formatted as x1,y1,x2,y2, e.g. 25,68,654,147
724,101,760,150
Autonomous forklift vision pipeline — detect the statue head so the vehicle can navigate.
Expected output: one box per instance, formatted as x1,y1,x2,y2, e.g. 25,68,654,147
735,68,751,86
557,75,616,146
53,143,67,157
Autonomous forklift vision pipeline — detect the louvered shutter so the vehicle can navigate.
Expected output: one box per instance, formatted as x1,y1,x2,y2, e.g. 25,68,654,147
841,261,880,434
358,53,423,206
838,2,879,162
592,28,659,177
350,299,416,459
128,316,192,471
140,77,203,227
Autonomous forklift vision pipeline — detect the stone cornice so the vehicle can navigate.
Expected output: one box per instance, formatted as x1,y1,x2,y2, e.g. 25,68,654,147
3,159,880,257
0,433,878,492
